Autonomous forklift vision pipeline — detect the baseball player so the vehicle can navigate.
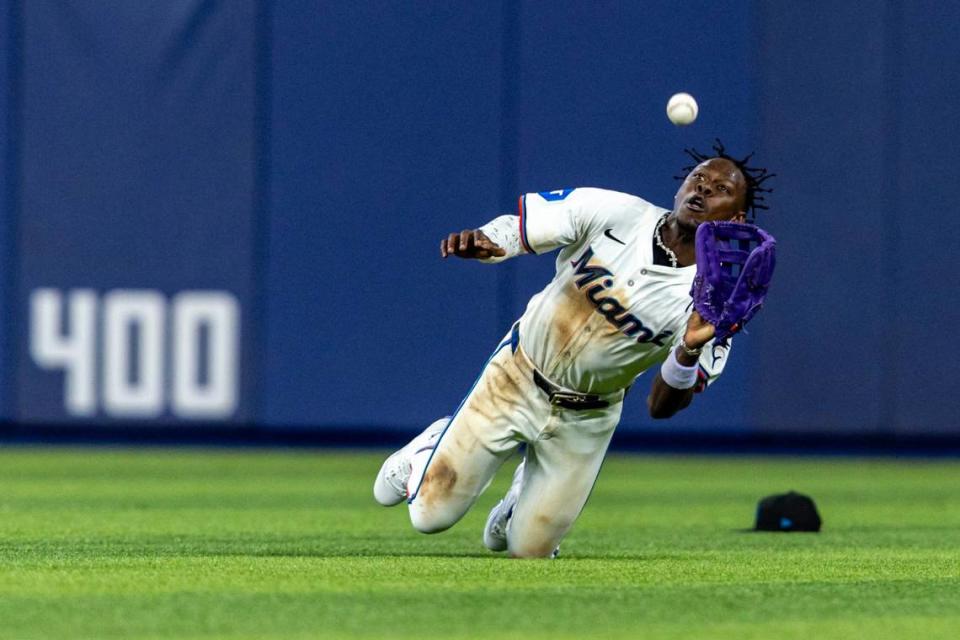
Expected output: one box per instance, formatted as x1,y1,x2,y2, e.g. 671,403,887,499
374,143,773,558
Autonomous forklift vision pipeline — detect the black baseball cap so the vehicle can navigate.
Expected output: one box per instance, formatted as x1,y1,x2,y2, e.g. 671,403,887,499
754,491,822,532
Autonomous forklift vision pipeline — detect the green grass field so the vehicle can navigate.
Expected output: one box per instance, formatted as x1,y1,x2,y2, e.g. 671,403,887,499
0,447,957,639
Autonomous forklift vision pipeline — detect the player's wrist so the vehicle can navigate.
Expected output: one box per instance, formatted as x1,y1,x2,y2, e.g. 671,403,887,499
672,337,700,367
681,335,705,353
661,347,699,389
674,348,697,367
680,336,703,354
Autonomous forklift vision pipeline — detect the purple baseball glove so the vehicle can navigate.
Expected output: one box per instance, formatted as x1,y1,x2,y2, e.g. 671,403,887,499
690,222,776,345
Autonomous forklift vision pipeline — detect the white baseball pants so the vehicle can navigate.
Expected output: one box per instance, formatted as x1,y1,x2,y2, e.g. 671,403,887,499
405,328,623,557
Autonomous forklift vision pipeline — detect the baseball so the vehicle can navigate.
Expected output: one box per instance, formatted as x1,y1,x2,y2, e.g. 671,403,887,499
666,92,698,126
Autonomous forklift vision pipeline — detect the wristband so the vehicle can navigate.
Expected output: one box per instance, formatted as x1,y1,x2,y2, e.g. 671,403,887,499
660,346,699,390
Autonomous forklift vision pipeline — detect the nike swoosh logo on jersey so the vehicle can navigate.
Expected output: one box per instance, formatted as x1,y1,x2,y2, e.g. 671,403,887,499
603,228,626,245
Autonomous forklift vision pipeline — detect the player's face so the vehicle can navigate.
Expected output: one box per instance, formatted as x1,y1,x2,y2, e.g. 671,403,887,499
673,158,747,227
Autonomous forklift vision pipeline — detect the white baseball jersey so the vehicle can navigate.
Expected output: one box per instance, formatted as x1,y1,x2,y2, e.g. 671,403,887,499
481,187,730,395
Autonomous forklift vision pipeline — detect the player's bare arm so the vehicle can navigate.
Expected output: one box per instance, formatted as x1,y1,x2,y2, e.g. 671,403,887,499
440,229,506,260
647,311,715,419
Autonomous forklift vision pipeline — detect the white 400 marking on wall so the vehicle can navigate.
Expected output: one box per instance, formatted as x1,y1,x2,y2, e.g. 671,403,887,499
30,289,240,419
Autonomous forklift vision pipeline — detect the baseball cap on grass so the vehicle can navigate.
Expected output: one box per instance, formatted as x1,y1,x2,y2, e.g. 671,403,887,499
754,491,822,532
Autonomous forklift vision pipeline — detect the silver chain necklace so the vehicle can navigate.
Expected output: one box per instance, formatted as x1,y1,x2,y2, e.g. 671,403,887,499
654,214,679,268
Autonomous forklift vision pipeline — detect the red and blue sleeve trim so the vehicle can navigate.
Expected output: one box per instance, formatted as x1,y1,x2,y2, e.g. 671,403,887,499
518,195,535,254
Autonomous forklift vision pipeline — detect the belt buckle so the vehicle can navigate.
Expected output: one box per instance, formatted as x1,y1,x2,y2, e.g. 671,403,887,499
550,391,586,406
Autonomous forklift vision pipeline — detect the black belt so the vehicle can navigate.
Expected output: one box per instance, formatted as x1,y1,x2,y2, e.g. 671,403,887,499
533,369,610,411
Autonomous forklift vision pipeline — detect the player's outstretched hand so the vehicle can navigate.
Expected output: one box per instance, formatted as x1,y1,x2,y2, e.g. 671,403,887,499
440,229,506,260
683,309,716,351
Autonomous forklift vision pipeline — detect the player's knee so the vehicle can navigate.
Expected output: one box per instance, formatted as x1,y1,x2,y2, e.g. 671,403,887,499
408,510,453,534
507,519,568,559
507,538,558,559
408,501,460,534
407,455,468,533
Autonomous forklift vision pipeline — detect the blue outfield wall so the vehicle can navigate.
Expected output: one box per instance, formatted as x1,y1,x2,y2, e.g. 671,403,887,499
264,3,506,430
0,0,10,420
1,1,958,442
754,0,960,435
7,1,259,426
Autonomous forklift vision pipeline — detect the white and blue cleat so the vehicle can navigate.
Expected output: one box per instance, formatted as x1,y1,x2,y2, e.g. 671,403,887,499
373,416,449,506
483,458,560,558
483,458,526,552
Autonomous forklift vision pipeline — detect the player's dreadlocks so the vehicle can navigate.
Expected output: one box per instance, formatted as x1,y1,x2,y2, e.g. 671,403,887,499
676,139,775,221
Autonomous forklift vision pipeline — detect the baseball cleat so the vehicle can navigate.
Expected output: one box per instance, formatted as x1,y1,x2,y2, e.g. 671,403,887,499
373,416,449,506
483,458,526,551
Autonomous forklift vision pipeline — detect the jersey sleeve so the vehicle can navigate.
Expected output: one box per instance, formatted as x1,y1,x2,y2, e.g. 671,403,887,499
519,188,639,254
693,339,732,393
476,214,525,264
